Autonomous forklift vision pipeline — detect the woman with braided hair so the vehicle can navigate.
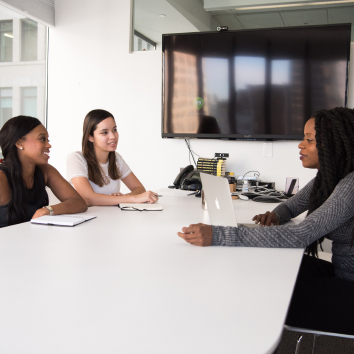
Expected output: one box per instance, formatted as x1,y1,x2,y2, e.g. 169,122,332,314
178,107,354,335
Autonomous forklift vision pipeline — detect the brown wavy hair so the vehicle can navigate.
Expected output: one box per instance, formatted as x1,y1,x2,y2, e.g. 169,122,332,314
82,109,120,187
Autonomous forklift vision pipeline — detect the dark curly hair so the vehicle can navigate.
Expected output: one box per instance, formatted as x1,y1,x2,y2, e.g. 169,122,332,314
306,107,354,256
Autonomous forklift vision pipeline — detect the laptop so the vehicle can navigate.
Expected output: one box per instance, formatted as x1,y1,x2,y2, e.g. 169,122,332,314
200,173,259,228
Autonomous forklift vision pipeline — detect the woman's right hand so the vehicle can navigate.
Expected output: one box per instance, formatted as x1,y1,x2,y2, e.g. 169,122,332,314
132,191,159,204
252,211,279,226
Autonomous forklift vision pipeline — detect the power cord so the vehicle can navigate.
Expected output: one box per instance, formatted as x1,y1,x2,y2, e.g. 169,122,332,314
184,139,200,167
241,171,260,181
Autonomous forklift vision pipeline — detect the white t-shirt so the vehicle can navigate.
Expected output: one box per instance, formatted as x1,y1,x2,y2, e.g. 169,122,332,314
66,151,131,195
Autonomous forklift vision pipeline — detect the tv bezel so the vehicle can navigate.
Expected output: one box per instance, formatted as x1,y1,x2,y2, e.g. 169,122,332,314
161,24,351,141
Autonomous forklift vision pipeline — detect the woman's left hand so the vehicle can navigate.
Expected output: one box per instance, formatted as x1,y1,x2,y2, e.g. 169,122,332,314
32,207,50,219
177,223,213,246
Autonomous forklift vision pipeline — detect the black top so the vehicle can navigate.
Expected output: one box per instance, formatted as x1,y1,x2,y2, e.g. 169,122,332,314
0,165,48,228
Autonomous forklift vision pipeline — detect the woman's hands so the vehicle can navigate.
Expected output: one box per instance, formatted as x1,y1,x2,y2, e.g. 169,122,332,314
252,211,279,226
132,191,159,204
32,207,50,219
178,223,213,246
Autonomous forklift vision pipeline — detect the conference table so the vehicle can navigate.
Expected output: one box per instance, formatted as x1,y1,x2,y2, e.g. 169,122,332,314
0,194,305,354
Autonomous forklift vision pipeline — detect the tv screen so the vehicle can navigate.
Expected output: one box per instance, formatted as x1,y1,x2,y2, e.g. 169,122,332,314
162,25,350,140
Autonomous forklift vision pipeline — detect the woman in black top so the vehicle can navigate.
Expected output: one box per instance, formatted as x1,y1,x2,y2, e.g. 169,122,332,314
0,116,87,228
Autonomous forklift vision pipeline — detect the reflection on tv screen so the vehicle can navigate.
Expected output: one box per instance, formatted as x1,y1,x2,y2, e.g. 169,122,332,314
162,25,350,140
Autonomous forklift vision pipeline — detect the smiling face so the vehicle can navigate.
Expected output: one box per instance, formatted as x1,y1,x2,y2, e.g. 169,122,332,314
16,124,51,165
298,118,320,170
88,117,118,154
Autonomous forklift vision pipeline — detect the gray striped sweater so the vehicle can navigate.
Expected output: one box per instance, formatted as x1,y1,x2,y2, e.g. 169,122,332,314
212,171,354,282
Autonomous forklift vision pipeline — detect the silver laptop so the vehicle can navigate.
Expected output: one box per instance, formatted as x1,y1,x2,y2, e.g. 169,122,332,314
200,173,259,228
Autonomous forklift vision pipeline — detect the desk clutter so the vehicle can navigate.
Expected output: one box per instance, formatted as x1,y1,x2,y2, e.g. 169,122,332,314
169,152,293,204
197,158,226,177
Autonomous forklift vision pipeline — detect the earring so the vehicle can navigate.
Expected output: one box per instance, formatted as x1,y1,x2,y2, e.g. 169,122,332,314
19,147,23,150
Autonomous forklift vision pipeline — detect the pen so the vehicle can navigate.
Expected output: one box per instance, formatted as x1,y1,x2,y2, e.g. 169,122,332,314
157,195,163,197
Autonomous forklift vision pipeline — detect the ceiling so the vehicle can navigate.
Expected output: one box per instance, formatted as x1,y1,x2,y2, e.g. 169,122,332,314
134,0,354,49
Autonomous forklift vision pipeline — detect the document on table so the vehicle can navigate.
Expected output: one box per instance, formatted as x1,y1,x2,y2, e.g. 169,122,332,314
31,214,96,226
118,203,163,211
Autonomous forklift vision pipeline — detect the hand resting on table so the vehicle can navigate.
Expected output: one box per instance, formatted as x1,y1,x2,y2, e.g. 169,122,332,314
178,223,213,246
252,211,279,226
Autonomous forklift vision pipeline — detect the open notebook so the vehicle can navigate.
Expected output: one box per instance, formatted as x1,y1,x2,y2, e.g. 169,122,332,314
31,214,96,226
118,203,163,211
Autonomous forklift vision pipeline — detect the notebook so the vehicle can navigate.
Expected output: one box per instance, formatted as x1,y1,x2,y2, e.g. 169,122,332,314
118,203,163,211
31,214,96,227
200,173,259,228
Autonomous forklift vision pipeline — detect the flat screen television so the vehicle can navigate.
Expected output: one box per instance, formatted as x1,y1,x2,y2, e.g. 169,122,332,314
162,25,351,140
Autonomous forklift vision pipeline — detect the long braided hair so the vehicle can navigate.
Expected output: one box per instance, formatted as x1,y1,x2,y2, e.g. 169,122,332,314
306,107,354,256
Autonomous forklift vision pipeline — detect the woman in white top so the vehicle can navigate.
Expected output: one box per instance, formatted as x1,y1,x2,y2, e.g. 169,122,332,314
66,109,158,206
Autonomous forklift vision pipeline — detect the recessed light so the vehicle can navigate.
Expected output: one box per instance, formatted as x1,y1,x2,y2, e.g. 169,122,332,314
158,14,166,18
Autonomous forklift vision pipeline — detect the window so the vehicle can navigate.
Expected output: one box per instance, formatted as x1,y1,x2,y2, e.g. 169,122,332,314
21,19,37,61
0,88,12,127
0,3,47,132
133,30,156,51
0,20,13,62
21,87,37,117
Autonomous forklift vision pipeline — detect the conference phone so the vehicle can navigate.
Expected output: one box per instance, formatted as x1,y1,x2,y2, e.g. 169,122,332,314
171,165,202,191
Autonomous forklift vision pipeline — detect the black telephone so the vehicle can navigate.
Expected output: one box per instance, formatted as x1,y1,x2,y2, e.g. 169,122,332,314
171,165,194,189
171,165,202,191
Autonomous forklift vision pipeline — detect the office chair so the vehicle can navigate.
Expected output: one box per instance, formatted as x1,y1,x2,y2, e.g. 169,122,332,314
283,254,354,354
284,324,354,354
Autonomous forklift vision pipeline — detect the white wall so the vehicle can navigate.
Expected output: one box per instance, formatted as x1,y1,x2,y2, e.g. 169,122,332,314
48,0,320,193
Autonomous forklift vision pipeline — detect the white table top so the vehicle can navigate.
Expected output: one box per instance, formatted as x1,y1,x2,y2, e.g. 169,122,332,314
0,197,304,354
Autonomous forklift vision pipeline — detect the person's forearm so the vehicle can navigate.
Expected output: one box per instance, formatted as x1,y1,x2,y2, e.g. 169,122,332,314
212,223,310,248
51,197,88,215
84,192,142,207
125,186,146,196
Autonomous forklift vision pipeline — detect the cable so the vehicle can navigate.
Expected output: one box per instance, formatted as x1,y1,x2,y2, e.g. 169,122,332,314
184,139,198,167
242,171,260,180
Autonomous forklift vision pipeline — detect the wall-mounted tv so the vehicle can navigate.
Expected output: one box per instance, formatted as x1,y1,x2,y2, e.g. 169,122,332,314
162,25,351,140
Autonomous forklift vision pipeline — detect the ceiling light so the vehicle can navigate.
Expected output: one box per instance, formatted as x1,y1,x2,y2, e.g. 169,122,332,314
158,14,166,17
235,0,354,10
4,33,13,38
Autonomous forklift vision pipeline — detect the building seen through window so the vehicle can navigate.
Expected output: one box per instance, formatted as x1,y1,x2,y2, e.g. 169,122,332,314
0,4,47,146
21,87,37,117
0,20,13,62
21,19,38,61
0,87,12,126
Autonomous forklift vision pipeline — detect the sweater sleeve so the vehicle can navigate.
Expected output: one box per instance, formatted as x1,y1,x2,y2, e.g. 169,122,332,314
272,178,314,224
212,173,354,248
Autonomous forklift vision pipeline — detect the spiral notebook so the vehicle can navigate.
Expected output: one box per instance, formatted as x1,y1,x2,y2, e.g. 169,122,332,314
31,214,96,226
